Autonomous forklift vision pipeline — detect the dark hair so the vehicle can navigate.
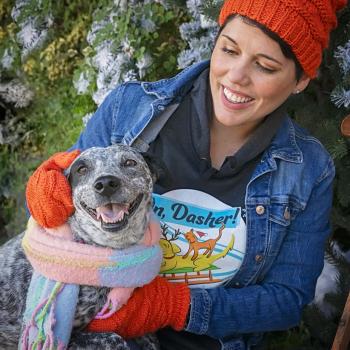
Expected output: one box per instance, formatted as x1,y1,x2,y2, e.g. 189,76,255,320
216,14,304,81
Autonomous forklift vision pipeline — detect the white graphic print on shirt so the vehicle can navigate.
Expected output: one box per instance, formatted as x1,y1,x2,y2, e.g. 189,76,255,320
153,189,246,288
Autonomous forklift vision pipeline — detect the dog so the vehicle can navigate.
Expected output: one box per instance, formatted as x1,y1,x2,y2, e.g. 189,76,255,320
182,224,225,261
0,144,164,349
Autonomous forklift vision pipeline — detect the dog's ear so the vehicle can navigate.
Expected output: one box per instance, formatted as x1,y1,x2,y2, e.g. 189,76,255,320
63,159,79,184
63,166,72,182
63,161,75,183
141,152,172,188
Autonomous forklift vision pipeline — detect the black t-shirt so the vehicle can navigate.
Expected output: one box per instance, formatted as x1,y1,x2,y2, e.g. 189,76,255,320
150,68,285,206
148,69,286,350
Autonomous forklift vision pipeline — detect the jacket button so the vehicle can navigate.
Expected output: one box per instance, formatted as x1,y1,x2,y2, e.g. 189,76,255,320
158,105,165,111
256,205,265,215
255,254,263,263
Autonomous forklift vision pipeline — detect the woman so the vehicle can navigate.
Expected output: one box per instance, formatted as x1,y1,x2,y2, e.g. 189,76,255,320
26,0,347,349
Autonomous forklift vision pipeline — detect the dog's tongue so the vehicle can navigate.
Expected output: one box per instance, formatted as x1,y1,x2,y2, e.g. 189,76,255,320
96,203,129,223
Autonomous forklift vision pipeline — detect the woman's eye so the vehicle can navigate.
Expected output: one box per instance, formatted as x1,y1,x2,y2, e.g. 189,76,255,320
77,165,88,175
123,159,137,167
222,47,237,55
256,62,276,73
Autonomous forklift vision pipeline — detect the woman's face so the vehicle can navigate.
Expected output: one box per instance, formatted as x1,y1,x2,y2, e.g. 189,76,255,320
210,16,310,131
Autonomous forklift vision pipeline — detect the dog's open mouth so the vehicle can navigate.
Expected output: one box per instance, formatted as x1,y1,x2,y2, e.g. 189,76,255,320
81,194,143,232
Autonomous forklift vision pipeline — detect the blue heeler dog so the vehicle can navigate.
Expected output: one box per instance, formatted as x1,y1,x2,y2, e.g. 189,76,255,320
0,144,167,349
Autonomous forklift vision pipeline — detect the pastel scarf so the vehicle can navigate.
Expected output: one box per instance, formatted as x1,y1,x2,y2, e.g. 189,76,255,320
20,217,162,350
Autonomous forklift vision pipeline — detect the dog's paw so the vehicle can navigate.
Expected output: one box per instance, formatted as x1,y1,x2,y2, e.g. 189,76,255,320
68,332,129,350
95,287,134,319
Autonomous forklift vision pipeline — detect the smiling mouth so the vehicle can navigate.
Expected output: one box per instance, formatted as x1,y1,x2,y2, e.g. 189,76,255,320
81,194,143,232
223,87,254,104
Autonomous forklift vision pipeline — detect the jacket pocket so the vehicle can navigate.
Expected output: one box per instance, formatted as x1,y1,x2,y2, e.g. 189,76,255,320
267,198,303,256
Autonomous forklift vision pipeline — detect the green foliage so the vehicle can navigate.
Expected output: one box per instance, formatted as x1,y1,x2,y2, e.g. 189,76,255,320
0,146,35,241
23,83,93,153
0,0,190,237
265,323,315,350
202,0,224,20
122,2,188,80
0,0,100,235
74,0,189,101
303,242,350,348
0,78,95,235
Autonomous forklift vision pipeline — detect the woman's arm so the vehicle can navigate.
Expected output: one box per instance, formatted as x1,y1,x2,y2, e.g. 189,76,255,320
86,157,335,340
187,158,335,338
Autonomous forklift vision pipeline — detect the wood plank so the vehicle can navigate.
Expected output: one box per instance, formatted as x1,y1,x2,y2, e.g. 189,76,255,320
332,292,350,350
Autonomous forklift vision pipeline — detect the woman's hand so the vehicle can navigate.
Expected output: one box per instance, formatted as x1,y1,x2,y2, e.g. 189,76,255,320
26,150,80,228
87,276,191,339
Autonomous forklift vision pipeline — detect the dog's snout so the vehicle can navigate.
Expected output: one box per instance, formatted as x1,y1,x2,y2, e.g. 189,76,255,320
93,175,121,196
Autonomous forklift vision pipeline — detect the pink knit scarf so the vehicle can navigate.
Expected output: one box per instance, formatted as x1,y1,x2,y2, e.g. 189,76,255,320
20,217,162,349
23,217,162,317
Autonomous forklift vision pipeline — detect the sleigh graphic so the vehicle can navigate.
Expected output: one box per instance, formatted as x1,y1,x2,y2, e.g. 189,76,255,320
162,270,222,285
159,223,236,285
153,190,246,286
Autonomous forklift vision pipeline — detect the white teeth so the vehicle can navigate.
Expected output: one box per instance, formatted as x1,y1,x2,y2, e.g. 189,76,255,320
223,88,253,103
97,210,125,224
96,203,129,224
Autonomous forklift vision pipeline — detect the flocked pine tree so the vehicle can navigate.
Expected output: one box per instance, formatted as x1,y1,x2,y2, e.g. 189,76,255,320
72,0,189,131
296,4,350,349
177,0,218,69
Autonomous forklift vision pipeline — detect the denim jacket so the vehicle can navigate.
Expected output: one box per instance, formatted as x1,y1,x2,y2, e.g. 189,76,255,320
71,60,335,350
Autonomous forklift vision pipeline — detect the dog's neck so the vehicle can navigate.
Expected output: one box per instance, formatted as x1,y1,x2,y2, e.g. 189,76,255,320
68,215,91,244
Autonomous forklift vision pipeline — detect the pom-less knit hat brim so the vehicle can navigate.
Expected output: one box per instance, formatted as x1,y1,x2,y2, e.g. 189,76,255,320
218,0,348,78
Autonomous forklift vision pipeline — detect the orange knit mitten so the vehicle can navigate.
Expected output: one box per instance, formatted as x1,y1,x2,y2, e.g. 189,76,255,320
26,150,80,228
87,276,191,339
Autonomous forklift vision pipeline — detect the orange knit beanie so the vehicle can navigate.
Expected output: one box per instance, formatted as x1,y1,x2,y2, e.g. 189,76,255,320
218,0,348,78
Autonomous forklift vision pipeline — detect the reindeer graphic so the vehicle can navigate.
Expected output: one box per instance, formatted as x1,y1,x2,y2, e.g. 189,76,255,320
159,223,235,280
159,224,183,272
183,223,225,261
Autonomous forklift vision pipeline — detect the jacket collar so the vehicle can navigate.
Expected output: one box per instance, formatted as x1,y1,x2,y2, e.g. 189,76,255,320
141,59,302,164
141,60,210,100
267,117,303,164
248,117,303,186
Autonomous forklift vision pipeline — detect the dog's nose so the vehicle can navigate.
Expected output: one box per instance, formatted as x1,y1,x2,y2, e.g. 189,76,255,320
93,176,121,196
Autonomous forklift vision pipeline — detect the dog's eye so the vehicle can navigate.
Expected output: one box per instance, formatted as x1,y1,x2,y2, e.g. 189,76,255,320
123,159,137,167
77,165,88,175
